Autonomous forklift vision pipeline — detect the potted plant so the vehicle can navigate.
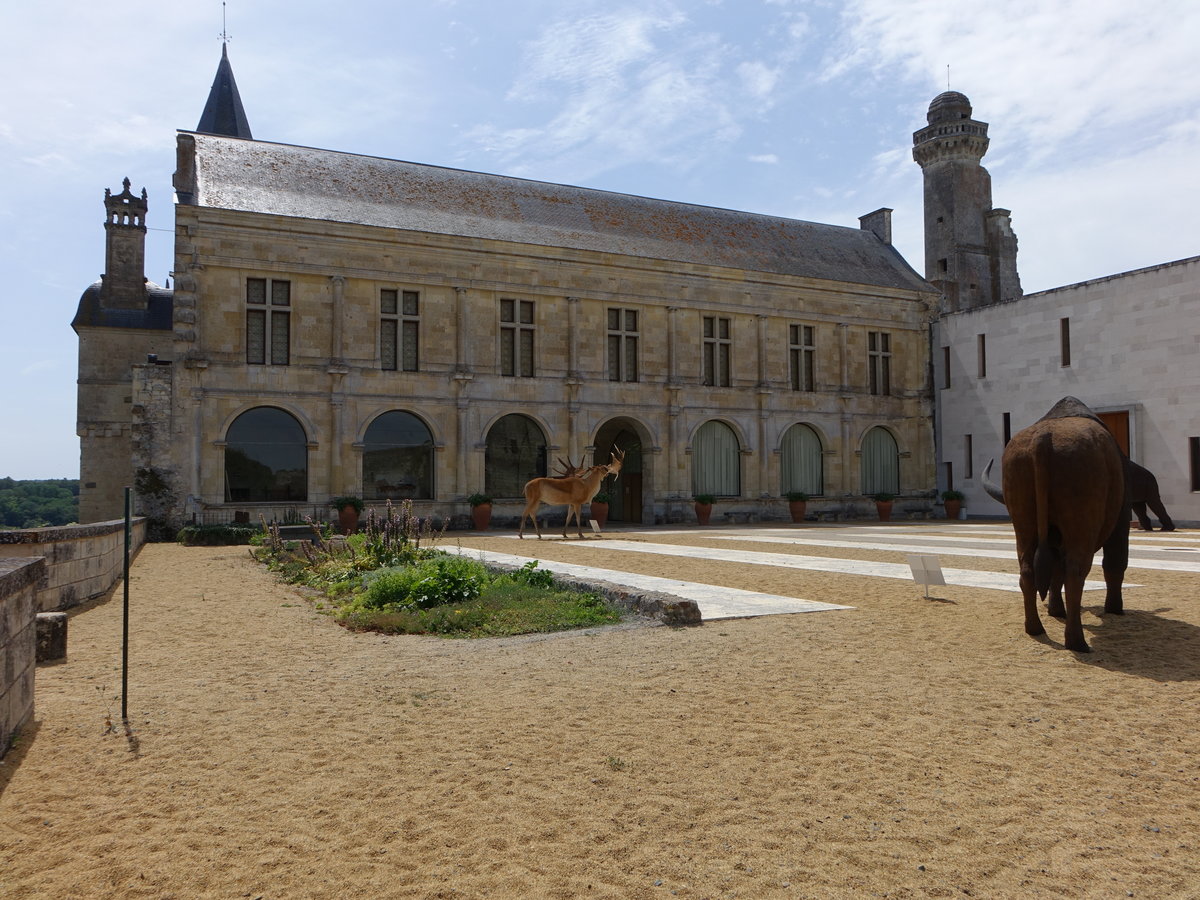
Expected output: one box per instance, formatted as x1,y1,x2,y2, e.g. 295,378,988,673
941,489,965,521
467,493,493,530
785,491,809,523
590,490,611,529
331,496,364,534
872,492,896,522
693,493,715,526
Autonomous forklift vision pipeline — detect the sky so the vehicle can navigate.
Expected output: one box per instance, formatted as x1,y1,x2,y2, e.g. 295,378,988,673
2,0,1198,479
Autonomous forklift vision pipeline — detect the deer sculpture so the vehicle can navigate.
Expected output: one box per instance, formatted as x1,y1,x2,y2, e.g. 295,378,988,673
519,448,624,539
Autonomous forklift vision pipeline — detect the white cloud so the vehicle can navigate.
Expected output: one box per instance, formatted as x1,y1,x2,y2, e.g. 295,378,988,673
749,153,780,164
737,61,781,99
831,0,1200,166
467,6,752,182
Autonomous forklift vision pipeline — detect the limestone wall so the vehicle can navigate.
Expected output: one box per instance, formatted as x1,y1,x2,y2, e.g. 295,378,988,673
934,255,1200,524
0,519,147,612
161,204,937,525
0,557,44,757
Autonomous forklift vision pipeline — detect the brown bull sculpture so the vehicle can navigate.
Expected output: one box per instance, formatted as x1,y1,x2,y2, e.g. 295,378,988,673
981,397,1129,653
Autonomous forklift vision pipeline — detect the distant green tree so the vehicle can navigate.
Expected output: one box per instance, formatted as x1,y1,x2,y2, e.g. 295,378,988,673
0,478,79,528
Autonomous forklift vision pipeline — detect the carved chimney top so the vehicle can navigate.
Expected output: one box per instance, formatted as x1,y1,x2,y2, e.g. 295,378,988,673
104,177,148,228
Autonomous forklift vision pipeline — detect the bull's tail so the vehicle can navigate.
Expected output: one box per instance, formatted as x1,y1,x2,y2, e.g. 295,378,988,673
1032,430,1057,598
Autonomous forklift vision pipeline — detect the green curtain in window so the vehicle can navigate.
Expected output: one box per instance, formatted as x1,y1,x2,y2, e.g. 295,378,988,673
861,427,899,495
693,421,740,497
781,424,823,495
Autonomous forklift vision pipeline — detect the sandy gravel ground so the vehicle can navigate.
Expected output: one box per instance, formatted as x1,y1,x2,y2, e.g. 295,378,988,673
2,522,1198,899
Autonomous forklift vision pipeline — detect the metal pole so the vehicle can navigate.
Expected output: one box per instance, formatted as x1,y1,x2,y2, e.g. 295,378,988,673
122,486,131,720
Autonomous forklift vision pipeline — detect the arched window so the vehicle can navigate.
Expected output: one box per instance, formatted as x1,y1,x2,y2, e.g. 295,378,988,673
861,427,899,496
485,414,547,499
363,411,434,500
693,420,740,497
224,407,308,502
781,423,823,496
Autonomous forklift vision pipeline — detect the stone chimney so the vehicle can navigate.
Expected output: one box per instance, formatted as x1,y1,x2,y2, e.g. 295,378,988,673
859,208,893,245
101,178,148,309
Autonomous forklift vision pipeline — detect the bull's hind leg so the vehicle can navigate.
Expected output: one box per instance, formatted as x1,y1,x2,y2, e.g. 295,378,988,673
1047,563,1066,618
1100,522,1128,615
1062,558,1090,652
1018,552,1045,638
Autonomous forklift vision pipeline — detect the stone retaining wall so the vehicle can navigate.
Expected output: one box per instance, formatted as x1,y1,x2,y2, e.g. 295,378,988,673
1,558,45,756
0,518,147,612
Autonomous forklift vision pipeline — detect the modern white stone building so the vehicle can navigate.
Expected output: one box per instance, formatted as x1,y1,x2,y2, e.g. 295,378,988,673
932,255,1200,524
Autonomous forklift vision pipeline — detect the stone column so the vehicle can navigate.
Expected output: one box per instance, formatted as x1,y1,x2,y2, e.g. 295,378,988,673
329,396,345,498
330,275,345,365
667,306,679,385
837,322,850,393
666,306,681,497
566,297,582,460
455,380,472,499
455,287,468,372
757,314,771,496
190,390,204,502
837,323,852,495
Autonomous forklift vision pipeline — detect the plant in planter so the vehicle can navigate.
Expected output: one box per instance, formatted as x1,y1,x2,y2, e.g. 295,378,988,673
785,491,809,523
941,489,965,521
693,493,716,526
589,491,611,529
331,496,365,534
872,492,896,522
467,493,493,530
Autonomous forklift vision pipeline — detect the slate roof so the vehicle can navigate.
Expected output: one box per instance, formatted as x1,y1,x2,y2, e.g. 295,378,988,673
183,133,931,294
71,280,174,331
196,45,253,139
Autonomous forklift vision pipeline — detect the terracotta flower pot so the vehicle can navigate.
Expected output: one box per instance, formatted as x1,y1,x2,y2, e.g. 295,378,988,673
471,503,492,531
590,501,609,528
944,499,962,520
338,505,360,535
875,500,893,522
694,502,712,526
788,500,807,523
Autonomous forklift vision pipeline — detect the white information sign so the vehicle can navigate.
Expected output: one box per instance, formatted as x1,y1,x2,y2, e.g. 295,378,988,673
907,554,946,599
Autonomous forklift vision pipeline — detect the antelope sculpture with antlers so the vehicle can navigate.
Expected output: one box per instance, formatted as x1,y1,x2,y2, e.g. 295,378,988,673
519,448,624,539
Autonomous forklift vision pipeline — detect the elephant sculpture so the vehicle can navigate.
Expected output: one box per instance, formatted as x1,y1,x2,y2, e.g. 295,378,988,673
982,397,1129,653
1126,458,1175,532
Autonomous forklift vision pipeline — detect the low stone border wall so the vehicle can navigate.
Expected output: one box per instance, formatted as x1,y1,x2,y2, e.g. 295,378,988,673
0,518,147,612
1,558,45,757
479,560,702,627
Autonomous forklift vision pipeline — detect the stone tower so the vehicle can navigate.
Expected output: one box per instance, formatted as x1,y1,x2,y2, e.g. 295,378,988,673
101,178,149,309
913,91,1021,312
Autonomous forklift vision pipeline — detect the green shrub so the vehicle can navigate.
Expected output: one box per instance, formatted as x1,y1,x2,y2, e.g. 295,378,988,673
177,523,262,545
510,559,554,588
361,555,488,610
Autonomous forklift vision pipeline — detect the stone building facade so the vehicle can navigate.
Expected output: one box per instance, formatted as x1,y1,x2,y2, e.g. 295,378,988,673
73,51,938,530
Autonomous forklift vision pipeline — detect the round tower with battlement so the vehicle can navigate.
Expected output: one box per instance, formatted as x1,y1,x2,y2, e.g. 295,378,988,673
913,91,1021,312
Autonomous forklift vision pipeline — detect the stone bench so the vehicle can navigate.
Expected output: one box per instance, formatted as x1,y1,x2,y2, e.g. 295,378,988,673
817,506,846,522
723,511,760,524
901,504,933,520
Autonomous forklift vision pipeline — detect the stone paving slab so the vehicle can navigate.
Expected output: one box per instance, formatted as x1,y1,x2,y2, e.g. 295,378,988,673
441,546,853,620
693,533,1199,572
564,540,1119,592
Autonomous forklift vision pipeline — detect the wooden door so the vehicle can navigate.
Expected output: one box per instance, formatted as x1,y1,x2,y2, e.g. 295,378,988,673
1097,410,1130,456
620,474,643,524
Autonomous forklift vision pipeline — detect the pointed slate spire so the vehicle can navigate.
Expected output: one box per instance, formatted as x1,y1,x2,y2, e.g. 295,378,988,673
197,44,253,138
